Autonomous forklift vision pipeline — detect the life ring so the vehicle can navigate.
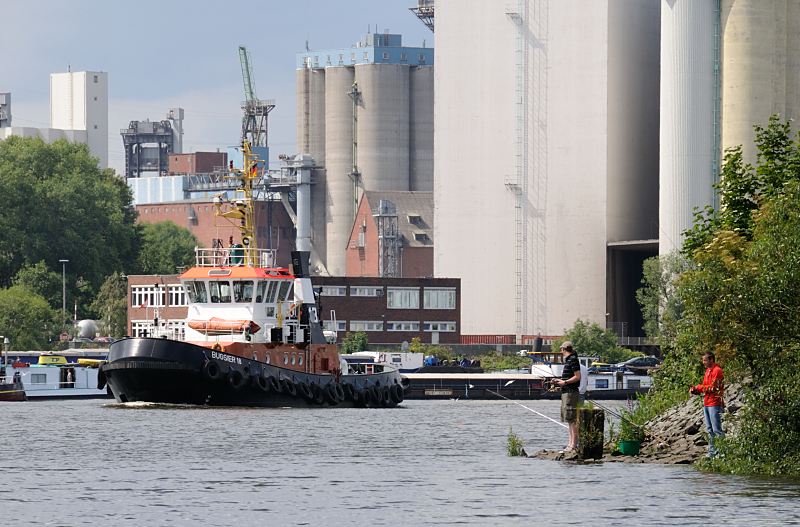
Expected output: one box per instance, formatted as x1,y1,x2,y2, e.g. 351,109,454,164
391,383,404,404
212,343,222,352
204,360,222,381
281,378,297,396
228,370,246,390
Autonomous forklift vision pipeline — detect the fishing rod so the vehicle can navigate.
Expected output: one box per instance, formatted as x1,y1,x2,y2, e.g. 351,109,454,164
486,388,567,429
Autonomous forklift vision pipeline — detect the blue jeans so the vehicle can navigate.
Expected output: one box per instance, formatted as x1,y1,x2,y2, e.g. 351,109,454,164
703,405,725,457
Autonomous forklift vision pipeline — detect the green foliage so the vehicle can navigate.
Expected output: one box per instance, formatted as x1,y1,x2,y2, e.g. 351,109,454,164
0,137,138,319
636,253,691,342
554,319,640,364
340,332,369,354
408,337,453,360
135,221,198,275
0,286,59,350
89,272,128,338
12,261,63,309
479,352,530,372
636,116,800,477
507,427,526,457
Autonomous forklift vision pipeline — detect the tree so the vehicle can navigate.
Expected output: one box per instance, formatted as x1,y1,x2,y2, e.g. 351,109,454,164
136,221,199,275
0,137,138,317
90,272,128,338
340,332,369,354
636,252,691,342
554,319,640,364
0,286,59,351
12,261,63,309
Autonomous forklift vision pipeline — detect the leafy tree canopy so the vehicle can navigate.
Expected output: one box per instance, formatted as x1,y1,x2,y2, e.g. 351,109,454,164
89,272,128,338
135,221,198,275
0,285,59,351
0,136,138,299
340,332,369,354
554,319,640,364
12,261,63,309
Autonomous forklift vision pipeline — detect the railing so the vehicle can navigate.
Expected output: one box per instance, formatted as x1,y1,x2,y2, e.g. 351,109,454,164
194,247,276,268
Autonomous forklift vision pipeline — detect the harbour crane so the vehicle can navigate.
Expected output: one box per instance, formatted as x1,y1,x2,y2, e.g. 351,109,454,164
238,45,275,148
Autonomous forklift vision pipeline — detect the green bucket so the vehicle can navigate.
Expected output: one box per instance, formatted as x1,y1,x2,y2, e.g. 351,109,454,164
618,440,641,456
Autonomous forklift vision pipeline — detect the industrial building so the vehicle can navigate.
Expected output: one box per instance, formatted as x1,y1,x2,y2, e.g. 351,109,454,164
433,1,660,340
120,108,184,179
345,191,434,278
296,32,434,276
660,0,800,255
0,71,109,167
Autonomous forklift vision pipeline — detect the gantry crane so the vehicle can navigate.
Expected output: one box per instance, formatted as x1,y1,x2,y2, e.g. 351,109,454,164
238,46,275,148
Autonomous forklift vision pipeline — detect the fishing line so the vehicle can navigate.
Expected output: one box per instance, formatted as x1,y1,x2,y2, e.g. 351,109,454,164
486,388,567,429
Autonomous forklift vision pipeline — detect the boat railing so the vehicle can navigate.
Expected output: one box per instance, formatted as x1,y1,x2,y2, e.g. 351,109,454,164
194,247,276,268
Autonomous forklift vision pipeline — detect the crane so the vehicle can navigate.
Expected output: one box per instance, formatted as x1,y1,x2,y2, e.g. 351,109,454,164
238,45,274,148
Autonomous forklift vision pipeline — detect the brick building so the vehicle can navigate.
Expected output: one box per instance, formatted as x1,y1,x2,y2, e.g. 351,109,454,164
168,152,227,175
346,191,433,278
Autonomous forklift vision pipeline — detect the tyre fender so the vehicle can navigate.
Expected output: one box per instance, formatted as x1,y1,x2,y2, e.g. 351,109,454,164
204,360,222,381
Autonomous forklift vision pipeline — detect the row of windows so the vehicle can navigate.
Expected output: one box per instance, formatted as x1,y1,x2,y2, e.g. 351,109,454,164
131,285,185,308
320,286,456,310
323,320,456,333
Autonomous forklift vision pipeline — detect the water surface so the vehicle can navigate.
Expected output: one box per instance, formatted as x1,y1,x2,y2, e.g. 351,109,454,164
1,399,796,526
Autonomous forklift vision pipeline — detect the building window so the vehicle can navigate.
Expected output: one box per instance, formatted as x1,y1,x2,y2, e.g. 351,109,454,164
93,96,98,101
595,379,609,389
168,285,186,306
419,54,426,63
363,52,369,61
382,51,390,61
131,285,165,308
321,285,347,296
93,75,98,83
423,288,456,310
323,320,346,332
387,321,420,332
350,286,382,297
349,320,384,332
400,52,407,62
387,287,419,309
30,374,47,384
423,321,456,332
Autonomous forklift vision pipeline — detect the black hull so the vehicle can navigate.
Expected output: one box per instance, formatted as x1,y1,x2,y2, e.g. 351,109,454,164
101,338,408,408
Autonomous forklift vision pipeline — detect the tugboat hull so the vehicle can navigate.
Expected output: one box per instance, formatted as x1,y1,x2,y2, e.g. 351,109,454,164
102,338,408,408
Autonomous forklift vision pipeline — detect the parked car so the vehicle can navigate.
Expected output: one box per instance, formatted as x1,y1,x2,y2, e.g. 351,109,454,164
614,355,661,372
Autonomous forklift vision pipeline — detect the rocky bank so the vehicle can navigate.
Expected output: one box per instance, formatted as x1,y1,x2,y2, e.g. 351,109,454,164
531,383,747,464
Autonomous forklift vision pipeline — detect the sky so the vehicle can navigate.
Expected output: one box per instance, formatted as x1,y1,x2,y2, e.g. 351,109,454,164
1,0,432,175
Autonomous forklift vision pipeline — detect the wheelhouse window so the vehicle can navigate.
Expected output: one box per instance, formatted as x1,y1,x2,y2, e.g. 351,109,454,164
387,287,420,309
276,281,292,302
209,281,232,303
233,281,254,303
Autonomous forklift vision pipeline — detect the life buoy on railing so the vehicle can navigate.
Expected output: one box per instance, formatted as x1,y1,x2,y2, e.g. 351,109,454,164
212,343,222,352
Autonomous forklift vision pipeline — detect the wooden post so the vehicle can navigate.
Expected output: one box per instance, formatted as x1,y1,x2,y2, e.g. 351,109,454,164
578,407,605,460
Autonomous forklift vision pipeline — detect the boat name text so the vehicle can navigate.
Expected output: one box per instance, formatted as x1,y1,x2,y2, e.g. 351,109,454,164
211,351,242,365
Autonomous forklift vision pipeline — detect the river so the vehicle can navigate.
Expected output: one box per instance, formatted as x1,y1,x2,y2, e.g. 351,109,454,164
0,398,797,526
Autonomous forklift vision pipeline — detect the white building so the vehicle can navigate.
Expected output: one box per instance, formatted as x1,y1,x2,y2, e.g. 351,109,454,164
434,1,660,338
0,71,108,168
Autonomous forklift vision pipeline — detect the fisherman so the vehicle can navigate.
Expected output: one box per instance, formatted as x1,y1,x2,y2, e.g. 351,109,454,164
690,351,725,458
552,341,581,453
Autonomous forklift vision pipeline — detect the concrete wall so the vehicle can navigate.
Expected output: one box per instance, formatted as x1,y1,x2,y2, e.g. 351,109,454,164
410,66,434,191
435,0,659,337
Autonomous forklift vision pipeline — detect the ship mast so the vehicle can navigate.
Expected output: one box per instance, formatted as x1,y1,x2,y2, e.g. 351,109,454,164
214,141,262,266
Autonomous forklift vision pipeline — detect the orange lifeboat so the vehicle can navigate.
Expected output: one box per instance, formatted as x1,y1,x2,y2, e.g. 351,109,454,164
187,318,261,335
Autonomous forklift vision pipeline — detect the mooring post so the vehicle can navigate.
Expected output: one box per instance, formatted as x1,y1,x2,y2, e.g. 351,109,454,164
578,407,605,460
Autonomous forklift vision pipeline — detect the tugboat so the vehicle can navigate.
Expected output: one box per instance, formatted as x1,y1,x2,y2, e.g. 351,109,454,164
100,143,408,407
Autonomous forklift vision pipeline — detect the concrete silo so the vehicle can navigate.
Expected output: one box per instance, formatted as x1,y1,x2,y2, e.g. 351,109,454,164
355,63,410,191
410,66,434,192
721,0,800,163
324,65,357,276
658,0,717,255
296,34,434,276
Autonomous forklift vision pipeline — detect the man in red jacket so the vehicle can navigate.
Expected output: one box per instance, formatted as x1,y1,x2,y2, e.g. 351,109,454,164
690,351,725,458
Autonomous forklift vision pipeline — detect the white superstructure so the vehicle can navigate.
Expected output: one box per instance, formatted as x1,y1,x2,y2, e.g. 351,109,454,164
434,1,660,337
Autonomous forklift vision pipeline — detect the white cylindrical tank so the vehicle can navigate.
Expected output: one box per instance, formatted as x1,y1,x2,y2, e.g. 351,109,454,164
659,0,717,255
355,63,410,191
324,66,356,276
721,0,800,163
409,65,434,192
77,319,99,339
296,68,326,165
